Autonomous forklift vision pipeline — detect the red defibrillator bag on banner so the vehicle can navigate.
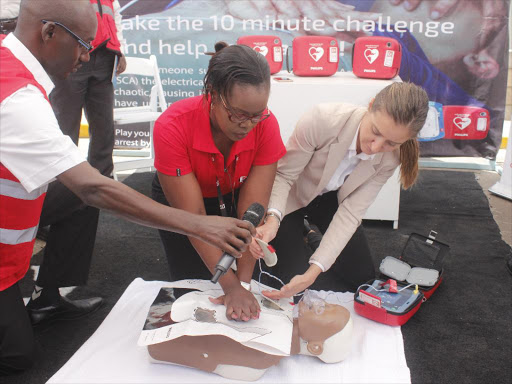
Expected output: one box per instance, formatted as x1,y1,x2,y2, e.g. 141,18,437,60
354,231,450,326
237,35,283,74
352,36,402,79
442,105,490,140
287,36,339,76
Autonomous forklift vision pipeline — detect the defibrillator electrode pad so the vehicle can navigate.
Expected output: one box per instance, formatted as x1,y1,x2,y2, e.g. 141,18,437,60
379,256,439,287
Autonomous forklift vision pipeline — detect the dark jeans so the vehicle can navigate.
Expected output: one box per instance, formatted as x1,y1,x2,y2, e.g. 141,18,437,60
254,191,376,293
151,175,239,281
37,48,116,288
0,284,35,375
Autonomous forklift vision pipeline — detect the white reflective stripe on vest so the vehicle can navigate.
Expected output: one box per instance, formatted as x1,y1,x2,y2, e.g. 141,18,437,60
0,178,45,200
91,2,115,17
0,225,38,245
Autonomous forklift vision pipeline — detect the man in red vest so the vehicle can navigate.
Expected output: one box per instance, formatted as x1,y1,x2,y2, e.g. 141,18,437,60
26,0,129,326
0,0,254,375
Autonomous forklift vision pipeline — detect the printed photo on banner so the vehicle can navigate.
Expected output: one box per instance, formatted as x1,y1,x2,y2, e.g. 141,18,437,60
114,0,509,159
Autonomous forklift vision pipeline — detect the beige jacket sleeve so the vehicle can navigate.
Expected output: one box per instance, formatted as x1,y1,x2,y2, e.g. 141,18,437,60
309,159,399,271
268,105,321,215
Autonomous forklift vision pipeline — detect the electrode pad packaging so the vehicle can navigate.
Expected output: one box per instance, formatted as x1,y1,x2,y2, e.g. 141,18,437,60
237,35,283,74
288,36,339,76
379,257,440,287
352,36,402,79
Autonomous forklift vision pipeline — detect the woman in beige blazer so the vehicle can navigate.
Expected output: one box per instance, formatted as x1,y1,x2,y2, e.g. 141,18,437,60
251,82,429,298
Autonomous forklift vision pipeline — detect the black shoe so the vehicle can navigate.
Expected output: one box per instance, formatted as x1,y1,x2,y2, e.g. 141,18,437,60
27,296,103,326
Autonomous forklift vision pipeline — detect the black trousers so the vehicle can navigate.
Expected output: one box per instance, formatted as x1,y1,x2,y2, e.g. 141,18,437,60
255,191,376,293
0,284,35,375
151,175,239,281
37,48,116,288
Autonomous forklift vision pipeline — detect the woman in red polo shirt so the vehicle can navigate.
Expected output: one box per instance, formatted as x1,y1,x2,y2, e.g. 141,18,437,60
151,42,286,322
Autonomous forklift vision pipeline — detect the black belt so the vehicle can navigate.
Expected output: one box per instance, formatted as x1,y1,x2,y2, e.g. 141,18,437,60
0,17,18,34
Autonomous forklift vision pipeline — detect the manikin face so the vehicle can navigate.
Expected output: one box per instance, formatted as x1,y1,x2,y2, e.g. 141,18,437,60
211,83,270,142
358,108,411,156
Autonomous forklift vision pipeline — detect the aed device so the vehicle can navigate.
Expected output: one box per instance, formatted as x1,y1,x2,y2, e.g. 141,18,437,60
287,36,339,77
354,279,423,327
442,105,490,140
354,231,450,326
352,36,401,79
418,102,444,142
237,35,283,74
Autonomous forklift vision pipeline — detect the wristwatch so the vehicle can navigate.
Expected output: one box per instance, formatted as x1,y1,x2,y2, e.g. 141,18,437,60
264,212,281,227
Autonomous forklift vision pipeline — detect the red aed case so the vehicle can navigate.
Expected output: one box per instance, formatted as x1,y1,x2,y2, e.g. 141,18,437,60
237,35,283,74
352,36,402,79
288,36,339,77
354,231,450,326
442,105,490,140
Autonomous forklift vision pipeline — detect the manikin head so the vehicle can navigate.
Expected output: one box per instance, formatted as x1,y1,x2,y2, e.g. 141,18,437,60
14,0,97,80
291,293,353,363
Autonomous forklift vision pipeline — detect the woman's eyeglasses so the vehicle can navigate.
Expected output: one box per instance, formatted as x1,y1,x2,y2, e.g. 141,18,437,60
219,94,270,124
41,20,94,52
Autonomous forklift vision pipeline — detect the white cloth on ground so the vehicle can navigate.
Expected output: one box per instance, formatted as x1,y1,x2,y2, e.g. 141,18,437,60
47,278,411,384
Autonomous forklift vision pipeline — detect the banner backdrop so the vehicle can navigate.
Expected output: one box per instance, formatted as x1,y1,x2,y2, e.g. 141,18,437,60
115,0,509,159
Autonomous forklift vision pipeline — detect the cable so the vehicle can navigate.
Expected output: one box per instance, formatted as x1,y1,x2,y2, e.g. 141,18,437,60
256,258,305,298
361,282,417,293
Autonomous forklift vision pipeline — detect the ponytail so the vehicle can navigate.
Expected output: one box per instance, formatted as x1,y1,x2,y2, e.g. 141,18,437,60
372,82,428,189
399,138,419,189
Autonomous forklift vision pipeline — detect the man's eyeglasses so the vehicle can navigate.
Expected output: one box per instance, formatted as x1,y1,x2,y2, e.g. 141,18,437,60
41,20,94,52
219,94,270,124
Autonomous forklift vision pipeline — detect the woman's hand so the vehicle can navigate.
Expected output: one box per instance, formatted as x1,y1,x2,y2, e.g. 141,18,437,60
209,284,261,321
249,217,280,259
261,264,322,299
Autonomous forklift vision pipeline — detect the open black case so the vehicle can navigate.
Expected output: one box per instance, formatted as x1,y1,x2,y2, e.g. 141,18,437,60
380,231,450,299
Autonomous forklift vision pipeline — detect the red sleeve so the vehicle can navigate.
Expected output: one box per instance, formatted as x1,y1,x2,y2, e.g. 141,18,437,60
252,112,287,166
153,113,193,177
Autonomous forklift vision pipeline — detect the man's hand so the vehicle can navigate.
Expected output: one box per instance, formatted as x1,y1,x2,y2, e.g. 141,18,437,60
262,264,322,300
209,284,261,321
193,216,255,257
116,54,127,75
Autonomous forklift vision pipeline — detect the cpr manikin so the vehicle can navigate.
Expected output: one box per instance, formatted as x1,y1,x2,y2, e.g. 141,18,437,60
146,289,353,381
